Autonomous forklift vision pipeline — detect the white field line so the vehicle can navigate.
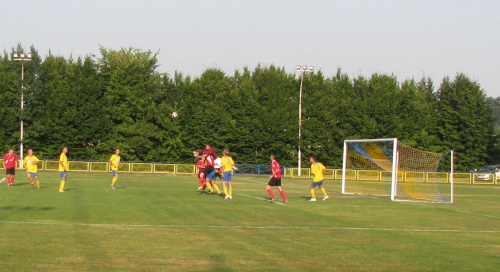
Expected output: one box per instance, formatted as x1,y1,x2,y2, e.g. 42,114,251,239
0,220,498,233
235,192,285,206
237,177,305,190
0,178,5,184
442,208,500,220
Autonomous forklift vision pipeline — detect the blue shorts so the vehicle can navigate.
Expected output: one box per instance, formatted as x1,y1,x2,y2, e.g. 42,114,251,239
60,171,67,178
27,172,38,177
222,171,232,182
206,170,216,180
311,181,324,187
111,170,118,176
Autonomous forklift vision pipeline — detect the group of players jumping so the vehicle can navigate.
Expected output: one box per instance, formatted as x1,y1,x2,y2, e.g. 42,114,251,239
4,144,329,202
193,144,330,202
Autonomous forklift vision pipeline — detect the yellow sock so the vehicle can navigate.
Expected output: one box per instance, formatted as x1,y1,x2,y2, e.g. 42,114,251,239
320,187,328,197
111,177,118,186
213,184,221,194
310,188,316,199
36,181,40,188
223,187,229,196
29,177,33,184
59,180,65,192
205,182,213,192
229,188,233,197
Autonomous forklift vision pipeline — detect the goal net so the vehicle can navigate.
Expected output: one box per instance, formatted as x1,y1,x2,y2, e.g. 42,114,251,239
341,138,453,203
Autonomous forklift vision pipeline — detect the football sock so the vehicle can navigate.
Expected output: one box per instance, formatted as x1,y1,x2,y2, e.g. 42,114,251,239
59,180,65,192
320,187,327,197
310,189,316,199
11,176,15,184
29,177,33,184
198,177,205,187
213,184,221,194
267,189,276,198
111,177,118,186
36,180,40,188
229,187,233,197
202,183,206,190
280,190,287,202
223,187,229,196
205,182,213,192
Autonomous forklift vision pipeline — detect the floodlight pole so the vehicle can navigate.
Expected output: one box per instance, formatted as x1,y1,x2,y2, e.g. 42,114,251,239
295,65,314,176
12,52,32,169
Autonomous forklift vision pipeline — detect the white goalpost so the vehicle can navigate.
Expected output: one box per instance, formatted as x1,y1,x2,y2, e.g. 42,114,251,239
342,138,454,203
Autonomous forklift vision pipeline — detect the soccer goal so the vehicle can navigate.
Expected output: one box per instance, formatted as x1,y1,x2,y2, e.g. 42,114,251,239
341,138,454,203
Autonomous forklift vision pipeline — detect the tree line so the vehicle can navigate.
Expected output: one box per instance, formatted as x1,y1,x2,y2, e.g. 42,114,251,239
0,45,497,170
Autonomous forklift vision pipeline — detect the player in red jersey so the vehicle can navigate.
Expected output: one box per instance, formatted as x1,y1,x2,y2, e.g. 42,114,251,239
203,144,219,159
3,148,19,187
266,154,288,203
196,157,206,192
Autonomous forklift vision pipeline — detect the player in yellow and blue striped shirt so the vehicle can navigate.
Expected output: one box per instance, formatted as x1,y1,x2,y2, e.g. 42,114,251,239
58,147,68,192
109,149,122,190
23,149,40,189
221,149,237,200
309,156,329,202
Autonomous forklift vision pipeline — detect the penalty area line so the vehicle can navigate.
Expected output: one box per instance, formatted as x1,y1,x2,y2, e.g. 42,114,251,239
0,220,498,233
234,192,285,205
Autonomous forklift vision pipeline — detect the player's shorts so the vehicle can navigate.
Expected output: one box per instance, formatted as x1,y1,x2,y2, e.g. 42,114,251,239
206,170,217,180
202,166,214,176
311,181,324,187
27,172,38,177
221,171,232,182
60,171,67,178
268,177,282,186
111,170,118,176
6,168,15,175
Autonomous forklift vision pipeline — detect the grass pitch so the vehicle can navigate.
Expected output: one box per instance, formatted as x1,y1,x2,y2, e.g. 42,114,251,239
0,172,499,271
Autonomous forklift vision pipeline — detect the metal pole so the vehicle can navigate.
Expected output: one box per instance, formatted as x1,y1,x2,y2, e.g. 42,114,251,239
20,62,24,169
298,72,304,176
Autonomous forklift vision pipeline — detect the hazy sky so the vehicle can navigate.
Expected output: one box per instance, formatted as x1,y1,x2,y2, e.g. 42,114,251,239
3,0,499,96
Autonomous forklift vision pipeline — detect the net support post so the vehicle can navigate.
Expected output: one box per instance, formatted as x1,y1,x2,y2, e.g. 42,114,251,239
390,138,398,201
450,150,454,203
341,140,348,194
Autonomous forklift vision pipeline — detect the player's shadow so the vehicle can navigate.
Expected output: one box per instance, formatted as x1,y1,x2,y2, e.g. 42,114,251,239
13,182,30,187
64,188,77,191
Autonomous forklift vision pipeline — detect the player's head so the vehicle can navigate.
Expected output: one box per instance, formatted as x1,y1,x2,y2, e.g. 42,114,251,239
193,151,200,157
115,149,120,155
205,144,212,150
27,149,33,155
223,149,229,155
309,156,317,163
62,147,68,154
270,154,276,161
8,148,13,154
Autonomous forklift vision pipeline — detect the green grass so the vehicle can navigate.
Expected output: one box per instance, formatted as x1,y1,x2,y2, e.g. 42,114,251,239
0,172,499,271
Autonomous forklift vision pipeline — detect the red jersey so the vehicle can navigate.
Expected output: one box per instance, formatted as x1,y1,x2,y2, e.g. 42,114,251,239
196,160,205,172
3,153,18,169
202,148,219,159
271,160,281,178
205,154,215,166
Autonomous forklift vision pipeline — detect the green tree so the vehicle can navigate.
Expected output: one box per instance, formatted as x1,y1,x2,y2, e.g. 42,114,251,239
436,74,493,170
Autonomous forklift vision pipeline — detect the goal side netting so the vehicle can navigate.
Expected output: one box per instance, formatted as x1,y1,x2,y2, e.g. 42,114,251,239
341,138,454,203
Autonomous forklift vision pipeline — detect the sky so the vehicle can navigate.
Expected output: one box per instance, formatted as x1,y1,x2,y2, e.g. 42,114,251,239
3,0,500,97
